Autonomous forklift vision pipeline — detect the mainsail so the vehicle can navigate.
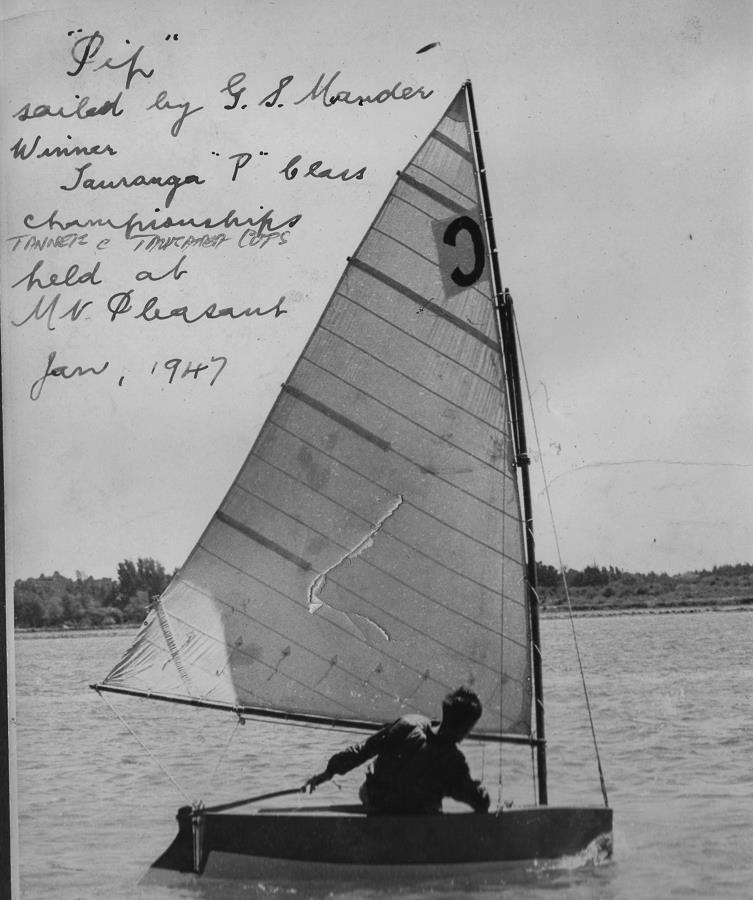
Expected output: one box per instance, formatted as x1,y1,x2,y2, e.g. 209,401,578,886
98,85,532,741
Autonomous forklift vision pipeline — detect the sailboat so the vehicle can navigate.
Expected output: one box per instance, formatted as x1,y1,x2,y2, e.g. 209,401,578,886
92,80,612,879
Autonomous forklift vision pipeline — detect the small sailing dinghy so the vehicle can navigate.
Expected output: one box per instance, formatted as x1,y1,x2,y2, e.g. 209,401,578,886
93,80,612,879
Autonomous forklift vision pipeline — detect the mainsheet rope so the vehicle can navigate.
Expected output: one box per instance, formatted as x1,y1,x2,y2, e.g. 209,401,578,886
512,308,610,809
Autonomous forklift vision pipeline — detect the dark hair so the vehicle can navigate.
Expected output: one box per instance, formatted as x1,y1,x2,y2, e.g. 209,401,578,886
441,686,482,731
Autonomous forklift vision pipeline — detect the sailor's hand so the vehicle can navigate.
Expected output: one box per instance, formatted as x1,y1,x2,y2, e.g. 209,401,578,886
304,771,330,793
474,787,491,813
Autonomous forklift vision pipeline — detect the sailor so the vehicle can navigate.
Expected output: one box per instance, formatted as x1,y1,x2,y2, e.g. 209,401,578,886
304,686,490,814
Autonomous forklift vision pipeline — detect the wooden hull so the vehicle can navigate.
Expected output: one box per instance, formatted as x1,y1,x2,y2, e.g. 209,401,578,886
149,803,613,880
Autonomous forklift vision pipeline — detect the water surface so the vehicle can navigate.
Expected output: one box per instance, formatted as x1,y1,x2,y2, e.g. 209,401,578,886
14,610,753,898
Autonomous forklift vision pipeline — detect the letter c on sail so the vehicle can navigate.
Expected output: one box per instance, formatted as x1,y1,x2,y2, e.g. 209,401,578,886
443,215,485,287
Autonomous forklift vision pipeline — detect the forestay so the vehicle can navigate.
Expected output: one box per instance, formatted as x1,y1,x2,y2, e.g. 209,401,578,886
98,87,532,741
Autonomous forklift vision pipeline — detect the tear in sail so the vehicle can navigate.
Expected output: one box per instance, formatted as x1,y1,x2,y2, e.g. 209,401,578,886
98,86,532,741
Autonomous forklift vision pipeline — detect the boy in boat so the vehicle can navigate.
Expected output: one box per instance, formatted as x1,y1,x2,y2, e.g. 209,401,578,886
304,686,490,814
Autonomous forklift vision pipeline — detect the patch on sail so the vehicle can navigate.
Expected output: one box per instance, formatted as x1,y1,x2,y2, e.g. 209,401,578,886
307,495,404,622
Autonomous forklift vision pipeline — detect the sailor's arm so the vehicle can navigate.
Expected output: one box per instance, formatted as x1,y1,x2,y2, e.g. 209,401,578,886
447,755,490,813
303,721,398,792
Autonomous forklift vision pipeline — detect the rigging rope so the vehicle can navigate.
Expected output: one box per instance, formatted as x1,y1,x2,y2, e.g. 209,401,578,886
512,310,610,809
96,689,192,803
205,713,244,795
496,740,503,809
529,742,538,805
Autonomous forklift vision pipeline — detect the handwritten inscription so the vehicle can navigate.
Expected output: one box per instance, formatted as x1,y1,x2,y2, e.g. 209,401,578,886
295,71,433,107
151,356,227,385
12,259,102,292
13,94,124,121
147,90,204,137
68,31,154,90
22,207,301,240
253,71,433,109
13,294,93,331
30,351,109,401
60,162,205,208
279,154,366,182
7,28,434,401
28,351,228,399
10,135,117,160
106,290,288,324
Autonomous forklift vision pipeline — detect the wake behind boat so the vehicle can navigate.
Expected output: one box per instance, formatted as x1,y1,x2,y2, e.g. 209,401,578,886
92,80,613,880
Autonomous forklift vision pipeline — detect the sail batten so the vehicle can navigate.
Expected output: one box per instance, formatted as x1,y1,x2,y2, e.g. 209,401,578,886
295,356,512,475
397,172,471,215
183,554,469,691
240,450,520,560
333,289,504,391
348,258,498,351
269,418,517,531
315,323,506,432
99,85,532,739
216,481,521,611
427,130,473,161
195,530,519,662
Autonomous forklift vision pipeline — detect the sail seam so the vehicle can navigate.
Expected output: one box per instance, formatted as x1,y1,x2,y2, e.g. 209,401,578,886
215,510,312,570
382,191,491,302
140,606,380,716
335,289,502,392
217,485,528,637
349,257,498,352
247,445,522,557
281,383,391,451
324,571,530,656
366,214,492,309
397,171,468,215
230,469,525,591
370,223,444,268
298,355,515,481
194,544,529,677
407,160,475,204
317,322,508,433
270,417,522,528
366,221,495,314
190,548,495,688
178,565,456,693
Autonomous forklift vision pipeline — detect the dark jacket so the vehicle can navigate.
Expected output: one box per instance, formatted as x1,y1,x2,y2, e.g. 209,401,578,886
325,714,489,814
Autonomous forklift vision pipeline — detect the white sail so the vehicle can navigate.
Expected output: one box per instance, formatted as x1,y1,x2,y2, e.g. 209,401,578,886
100,86,532,739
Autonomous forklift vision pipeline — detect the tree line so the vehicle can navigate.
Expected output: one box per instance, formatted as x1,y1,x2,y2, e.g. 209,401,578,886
13,558,753,628
535,561,753,608
13,558,173,629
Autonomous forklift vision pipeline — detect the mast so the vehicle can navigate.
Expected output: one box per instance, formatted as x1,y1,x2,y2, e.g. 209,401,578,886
464,80,548,805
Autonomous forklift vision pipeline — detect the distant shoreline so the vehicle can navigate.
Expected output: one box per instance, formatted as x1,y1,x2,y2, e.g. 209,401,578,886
14,625,138,638
13,600,752,637
543,602,752,619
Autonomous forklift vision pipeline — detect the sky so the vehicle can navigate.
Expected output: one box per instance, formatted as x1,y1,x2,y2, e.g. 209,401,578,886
2,0,752,580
